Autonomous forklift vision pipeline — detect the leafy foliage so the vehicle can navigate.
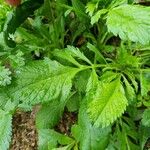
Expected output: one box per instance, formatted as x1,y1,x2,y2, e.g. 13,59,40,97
72,101,111,149
0,0,150,149
11,59,80,105
0,64,11,86
0,101,15,150
142,109,150,127
0,106,13,150
107,4,150,44
87,77,128,127
3,0,44,47
38,129,74,150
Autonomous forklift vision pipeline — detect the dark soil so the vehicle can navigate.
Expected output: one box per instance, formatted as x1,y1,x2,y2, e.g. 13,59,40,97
55,111,77,136
10,110,37,150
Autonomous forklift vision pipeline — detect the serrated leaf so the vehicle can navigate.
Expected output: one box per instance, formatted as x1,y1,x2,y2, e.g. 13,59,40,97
0,110,12,150
88,78,128,127
107,4,150,44
72,100,111,150
142,109,150,127
11,60,80,105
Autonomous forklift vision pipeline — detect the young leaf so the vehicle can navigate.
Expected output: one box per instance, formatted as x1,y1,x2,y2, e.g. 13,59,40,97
88,78,128,127
107,4,150,44
0,110,12,150
11,59,80,105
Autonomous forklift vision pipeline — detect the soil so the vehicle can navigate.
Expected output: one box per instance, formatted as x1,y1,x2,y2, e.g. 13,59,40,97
10,110,37,150
55,111,77,136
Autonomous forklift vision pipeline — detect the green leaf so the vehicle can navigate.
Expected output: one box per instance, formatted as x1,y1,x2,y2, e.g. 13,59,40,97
86,2,97,17
75,70,91,93
142,109,150,127
107,4,150,44
66,93,80,112
140,71,150,96
113,119,139,150
107,117,139,150
0,64,11,86
0,110,12,150
11,59,80,105
36,100,65,129
72,100,111,150
3,0,44,47
116,48,139,68
91,9,108,25
123,76,136,103
88,78,128,127
139,125,150,150
38,129,57,150
54,46,92,66
0,88,11,108
72,0,88,21
87,43,106,64
52,143,75,150
8,51,25,69
38,129,74,150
